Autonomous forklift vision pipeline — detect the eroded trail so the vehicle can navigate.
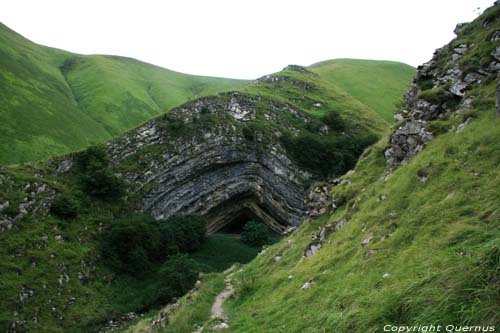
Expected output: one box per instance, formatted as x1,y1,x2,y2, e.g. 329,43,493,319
211,279,234,320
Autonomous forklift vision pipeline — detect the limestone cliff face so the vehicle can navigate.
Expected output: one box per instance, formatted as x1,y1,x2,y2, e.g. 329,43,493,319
385,5,500,165
108,92,313,233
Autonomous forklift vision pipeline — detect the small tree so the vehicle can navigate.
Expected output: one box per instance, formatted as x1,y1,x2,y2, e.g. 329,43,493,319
100,214,160,274
50,193,79,219
156,215,207,258
155,254,199,305
322,110,345,132
77,145,126,200
241,221,271,247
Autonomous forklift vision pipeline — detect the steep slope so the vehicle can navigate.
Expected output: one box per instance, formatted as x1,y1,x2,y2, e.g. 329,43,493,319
0,65,387,332
0,22,247,165
124,5,499,333
310,59,415,121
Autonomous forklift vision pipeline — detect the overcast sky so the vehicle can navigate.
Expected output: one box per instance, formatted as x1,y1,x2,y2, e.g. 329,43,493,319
0,0,495,79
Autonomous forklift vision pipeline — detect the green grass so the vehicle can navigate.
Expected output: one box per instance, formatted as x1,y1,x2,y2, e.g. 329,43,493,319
0,56,393,332
190,234,262,272
309,59,415,121
139,8,500,328
192,76,499,333
0,22,247,165
119,273,227,333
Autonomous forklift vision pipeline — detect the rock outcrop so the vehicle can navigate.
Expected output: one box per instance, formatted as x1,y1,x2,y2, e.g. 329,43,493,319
108,92,313,233
0,169,56,231
385,5,500,165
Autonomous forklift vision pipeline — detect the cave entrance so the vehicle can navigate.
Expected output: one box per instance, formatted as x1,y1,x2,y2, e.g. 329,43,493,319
219,207,264,234
206,197,287,235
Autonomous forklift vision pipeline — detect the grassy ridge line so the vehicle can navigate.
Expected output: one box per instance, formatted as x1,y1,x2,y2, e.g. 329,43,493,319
310,58,415,121
0,22,248,165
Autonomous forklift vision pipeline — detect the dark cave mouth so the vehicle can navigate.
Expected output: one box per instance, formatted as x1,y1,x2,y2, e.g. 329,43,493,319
205,196,288,235
218,207,271,234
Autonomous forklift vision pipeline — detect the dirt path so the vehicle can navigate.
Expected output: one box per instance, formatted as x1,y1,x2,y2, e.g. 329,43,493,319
211,279,234,320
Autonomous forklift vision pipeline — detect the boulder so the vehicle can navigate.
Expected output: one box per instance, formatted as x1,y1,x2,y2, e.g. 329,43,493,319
454,23,467,35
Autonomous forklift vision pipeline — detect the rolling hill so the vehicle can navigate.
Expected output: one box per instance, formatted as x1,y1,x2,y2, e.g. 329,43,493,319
0,21,415,166
310,58,415,121
0,22,247,165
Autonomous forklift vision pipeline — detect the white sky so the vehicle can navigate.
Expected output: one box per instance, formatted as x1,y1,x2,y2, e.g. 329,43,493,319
0,0,495,79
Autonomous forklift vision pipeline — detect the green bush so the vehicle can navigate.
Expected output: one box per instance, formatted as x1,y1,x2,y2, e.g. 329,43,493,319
418,83,451,105
100,214,160,274
76,145,126,200
426,120,451,135
155,254,199,305
242,126,255,142
50,193,79,219
2,203,19,218
280,132,377,177
156,215,207,257
100,213,207,274
322,110,345,131
241,221,271,247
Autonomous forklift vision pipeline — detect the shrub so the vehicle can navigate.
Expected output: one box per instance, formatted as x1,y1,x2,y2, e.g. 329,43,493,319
100,213,207,274
241,221,271,247
76,145,109,172
2,203,19,218
281,132,376,177
50,193,79,219
154,254,199,305
426,120,451,135
322,110,345,132
156,215,207,257
418,83,451,105
76,145,126,200
100,214,160,274
242,126,255,142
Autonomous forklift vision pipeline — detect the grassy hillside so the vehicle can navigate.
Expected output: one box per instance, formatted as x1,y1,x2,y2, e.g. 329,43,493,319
0,22,247,165
242,65,388,134
310,59,415,121
120,5,499,333
219,83,499,333
0,60,390,332
147,73,499,333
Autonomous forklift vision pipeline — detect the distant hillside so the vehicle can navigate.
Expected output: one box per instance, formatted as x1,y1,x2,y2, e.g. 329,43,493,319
310,58,415,121
0,21,415,165
0,22,247,165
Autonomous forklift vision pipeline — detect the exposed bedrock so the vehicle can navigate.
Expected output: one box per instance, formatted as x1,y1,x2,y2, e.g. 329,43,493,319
385,21,500,166
108,92,313,233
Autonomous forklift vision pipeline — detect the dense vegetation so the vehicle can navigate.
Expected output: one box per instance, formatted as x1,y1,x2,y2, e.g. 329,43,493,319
76,145,126,200
281,130,377,177
240,221,272,247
